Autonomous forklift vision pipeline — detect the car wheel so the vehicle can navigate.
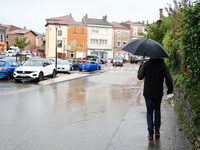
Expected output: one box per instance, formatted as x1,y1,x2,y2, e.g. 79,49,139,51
51,70,56,78
90,68,93,72
36,72,43,82
15,79,21,83
79,69,82,71
5,72,11,80
99,66,101,70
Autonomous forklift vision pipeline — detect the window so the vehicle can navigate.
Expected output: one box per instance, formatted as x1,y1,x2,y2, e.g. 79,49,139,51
91,27,98,33
58,30,62,36
100,39,107,45
133,27,138,35
0,35,4,42
71,51,74,58
124,31,127,37
118,31,121,36
73,27,78,33
99,28,108,34
91,39,98,45
81,28,85,34
57,40,62,47
117,41,121,47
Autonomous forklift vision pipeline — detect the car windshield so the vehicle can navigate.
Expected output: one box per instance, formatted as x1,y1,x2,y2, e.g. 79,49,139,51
57,60,69,65
0,61,5,66
23,60,43,66
114,57,122,60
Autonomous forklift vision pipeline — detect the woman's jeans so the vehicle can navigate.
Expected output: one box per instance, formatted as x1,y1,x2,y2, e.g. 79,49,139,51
145,97,162,136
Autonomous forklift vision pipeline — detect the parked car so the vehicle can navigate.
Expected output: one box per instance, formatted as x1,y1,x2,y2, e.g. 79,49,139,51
0,59,20,80
49,58,62,64
112,56,123,66
1,50,7,54
3,56,22,65
79,60,101,72
21,51,32,57
6,50,19,57
122,57,127,63
57,60,70,73
67,59,80,70
100,58,107,64
130,56,140,64
13,58,56,82
85,55,101,64
0,55,6,59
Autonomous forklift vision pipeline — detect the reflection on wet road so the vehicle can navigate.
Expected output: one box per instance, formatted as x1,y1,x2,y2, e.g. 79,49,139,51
0,63,191,150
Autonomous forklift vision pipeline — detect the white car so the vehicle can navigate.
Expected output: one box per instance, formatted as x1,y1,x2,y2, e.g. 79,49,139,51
6,50,18,56
57,60,70,73
13,58,56,82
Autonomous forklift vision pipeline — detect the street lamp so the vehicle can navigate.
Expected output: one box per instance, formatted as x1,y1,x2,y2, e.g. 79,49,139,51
55,23,58,69
63,38,66,59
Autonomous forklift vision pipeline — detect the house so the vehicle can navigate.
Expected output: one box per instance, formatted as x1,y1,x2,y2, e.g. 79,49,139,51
37,34,45,57
1,24,21,32
6,29,37,51
111,22,131,60
121,21,147,39
82,14,114,61
45,14,88,59
0,25,7,51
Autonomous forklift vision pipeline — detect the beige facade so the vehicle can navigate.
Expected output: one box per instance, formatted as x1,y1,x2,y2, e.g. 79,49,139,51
45,24,68,58
37,35,45,57
112,22,131,60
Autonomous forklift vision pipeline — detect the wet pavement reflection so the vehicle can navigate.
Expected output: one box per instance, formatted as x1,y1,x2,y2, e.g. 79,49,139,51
0,64,192,150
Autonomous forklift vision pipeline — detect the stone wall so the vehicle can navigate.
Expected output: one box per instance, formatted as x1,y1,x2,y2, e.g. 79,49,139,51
173,83,200,150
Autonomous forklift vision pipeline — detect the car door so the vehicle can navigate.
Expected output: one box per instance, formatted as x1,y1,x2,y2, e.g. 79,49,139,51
73,60,79,69
43,60,53,76
8,61,20,75
91,61,96,70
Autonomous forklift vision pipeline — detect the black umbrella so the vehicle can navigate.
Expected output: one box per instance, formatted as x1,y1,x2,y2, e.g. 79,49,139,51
122,38,169,59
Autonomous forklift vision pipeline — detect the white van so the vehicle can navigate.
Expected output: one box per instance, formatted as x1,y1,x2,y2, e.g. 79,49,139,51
8,46,20,53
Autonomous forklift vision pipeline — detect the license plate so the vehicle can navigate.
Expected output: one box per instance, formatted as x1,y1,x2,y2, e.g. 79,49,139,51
19,74,27,77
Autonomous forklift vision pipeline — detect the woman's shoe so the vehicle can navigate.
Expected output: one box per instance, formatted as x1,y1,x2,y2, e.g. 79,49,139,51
148,135,153,140
155,129,160,135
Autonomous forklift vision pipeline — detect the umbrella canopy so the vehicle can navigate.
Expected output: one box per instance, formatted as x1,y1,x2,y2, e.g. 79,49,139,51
122,38,169,58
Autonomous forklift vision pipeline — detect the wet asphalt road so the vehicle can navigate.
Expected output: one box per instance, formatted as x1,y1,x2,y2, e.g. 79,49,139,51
0,63,192,150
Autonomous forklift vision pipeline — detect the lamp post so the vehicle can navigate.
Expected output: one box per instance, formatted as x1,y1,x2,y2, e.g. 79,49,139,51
55,23,58,69
63,38,66,59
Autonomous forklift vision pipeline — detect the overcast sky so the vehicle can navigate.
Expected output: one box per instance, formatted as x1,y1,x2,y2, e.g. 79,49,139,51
1,0,173,34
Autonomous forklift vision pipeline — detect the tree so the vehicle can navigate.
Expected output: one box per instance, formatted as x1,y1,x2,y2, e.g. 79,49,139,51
14,37,31,52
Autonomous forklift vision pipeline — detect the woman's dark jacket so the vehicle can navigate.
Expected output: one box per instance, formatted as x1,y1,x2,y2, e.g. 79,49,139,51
137,58,173,98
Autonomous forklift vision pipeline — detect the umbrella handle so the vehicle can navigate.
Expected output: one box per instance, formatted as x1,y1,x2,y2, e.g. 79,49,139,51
143,51,147,61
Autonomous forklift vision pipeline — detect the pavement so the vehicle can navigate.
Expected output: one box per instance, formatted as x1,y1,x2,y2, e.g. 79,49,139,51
38,71,192,150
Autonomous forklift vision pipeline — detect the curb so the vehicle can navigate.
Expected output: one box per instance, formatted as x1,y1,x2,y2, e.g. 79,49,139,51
38,73,91,86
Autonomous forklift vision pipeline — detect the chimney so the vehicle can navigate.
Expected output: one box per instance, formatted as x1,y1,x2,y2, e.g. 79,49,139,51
159,8,163,20
103,15,107,21
24,26,26,30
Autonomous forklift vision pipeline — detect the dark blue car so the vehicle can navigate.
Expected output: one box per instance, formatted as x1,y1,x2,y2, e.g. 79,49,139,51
0,59,20,80
79,61,101,71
